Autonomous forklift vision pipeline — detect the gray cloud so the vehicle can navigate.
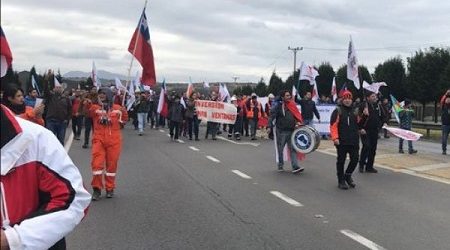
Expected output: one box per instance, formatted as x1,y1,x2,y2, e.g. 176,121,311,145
2,0,450,82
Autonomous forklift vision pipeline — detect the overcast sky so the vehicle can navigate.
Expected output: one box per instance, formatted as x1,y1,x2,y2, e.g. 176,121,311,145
2,0,449,82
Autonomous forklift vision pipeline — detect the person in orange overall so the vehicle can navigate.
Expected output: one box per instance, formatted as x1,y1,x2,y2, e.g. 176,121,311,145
89,87,128,200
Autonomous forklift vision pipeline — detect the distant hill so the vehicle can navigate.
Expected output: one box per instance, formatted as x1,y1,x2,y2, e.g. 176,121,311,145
63,70,128,80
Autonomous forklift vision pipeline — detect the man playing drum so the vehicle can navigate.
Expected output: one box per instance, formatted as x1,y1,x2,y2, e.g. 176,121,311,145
269,90,304,173
330,90,361,189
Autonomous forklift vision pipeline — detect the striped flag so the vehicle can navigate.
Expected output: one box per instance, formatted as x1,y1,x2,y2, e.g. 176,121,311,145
157,79,169,117
390,94,403,123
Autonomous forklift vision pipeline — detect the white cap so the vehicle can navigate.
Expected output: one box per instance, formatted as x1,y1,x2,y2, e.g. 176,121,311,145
268,93,275,98
251,93,257,97
230,95,237,101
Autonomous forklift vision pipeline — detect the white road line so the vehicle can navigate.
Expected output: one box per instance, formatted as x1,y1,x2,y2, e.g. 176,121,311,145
231,170,252,179
177,139,185,143
269,191,303,207
167,134,171,137
340,229,386,250
189,146,200,151
206,155,220,163
409,163,450,172
64,132,75,153
159,129,165,133
216,136,260,147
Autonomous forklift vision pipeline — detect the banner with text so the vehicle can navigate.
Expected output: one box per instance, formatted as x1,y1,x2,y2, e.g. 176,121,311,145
311,104,336,135
383,126,422,141
195,100,237,124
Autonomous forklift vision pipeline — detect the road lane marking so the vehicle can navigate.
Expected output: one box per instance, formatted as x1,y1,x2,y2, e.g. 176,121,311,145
231,170,252,179
216,136,260,147
64,132,75,152
167,134,171,137
189,146,200,151
269,191,303,207
409,163,450,172
206,155,220,163
159,129,165,133
177,139,185,143
340,229,386,250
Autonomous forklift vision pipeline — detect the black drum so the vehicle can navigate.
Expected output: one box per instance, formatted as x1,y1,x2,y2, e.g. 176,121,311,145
291,125,321,154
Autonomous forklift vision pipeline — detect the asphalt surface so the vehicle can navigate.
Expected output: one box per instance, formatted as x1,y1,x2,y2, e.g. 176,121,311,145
66,124,450,250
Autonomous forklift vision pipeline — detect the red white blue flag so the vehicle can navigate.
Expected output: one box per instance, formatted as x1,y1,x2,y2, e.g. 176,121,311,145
1,27,13,77
128,8,156,87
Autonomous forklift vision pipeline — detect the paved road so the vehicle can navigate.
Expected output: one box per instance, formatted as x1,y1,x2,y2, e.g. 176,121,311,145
67,125,450,250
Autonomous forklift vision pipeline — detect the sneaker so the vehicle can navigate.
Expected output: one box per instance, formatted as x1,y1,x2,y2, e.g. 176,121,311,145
139,132,143,136
292,166,305,174
228,134,232,138
358,164,364,173
399,149,404,154
92,188,101,201
345,175,356,188
277,164,284,172
408,149,418,154
82,144,88,149
338,181,349,190
195,138,200,141
443,151,447,155
75,136,80,140
106,190,114,198
365,168,378,173
251,137,257,141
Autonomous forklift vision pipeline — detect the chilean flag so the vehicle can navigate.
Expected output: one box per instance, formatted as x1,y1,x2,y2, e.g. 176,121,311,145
1,27,13,77
128,8,156,87
157,80,168,118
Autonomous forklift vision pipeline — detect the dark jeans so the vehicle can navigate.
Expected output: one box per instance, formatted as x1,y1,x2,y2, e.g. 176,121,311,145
359,130,379,169
399,127,413,151
229,117,242,137
72,116,83,138
206,121,218,139
336,145,359,179
242,117,249,136
442,125,450,152
46,119,67,146
169,121,180,139
187,116,200,139
84,117,93,145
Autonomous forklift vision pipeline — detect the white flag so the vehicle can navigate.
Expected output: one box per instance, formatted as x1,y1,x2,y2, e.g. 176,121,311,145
292,84,300,100
311,81,319,103
362,81,387,94
54,76,62,87
299,62,319,84
92,61,101,89
219,83,230,102
331,77,337,102
115,77,126,91
347,36,360,89
203,81,210,88
31,75,41,96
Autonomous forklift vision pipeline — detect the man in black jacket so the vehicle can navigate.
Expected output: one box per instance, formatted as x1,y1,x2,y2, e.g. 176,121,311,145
330,90,361,189
358,91,387,173
44,82,72,145
299,91,320,126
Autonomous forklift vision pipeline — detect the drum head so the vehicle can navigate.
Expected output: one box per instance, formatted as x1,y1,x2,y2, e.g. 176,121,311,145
291,126,317,154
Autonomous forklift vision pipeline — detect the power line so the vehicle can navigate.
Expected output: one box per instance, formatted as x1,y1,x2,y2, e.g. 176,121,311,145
302,41,450,52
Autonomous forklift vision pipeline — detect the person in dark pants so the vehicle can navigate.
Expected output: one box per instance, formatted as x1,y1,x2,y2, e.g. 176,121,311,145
330,90,361,189
169,95,184,140
299,91,320,126
228,95,243,140
358,91,387,173
205,91,220,140
241,95,249,136
71,90,83,140
440,90,450,155
398,99,417,154
186,92,200,140
245,93,264,140
44,82,72,145
381,97,391,138
80,87,97,148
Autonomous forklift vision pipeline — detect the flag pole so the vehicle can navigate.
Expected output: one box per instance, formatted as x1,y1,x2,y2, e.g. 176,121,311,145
123,0,148,107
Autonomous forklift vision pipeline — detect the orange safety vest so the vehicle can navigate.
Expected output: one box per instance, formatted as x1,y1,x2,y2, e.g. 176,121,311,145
246,101,262,119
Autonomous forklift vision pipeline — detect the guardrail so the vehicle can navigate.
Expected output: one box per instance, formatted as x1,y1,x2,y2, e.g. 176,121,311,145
389,119,442,138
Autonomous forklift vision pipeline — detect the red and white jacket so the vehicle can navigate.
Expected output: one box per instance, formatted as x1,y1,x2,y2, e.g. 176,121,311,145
1,105,91,250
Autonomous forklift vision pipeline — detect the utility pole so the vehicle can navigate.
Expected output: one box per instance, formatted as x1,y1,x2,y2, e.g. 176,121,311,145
232,76,239,83
288,46,303,75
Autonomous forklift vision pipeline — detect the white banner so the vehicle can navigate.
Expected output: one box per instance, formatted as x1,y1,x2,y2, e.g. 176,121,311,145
313,104,336,135
195,100,237,124
383,126,422,141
